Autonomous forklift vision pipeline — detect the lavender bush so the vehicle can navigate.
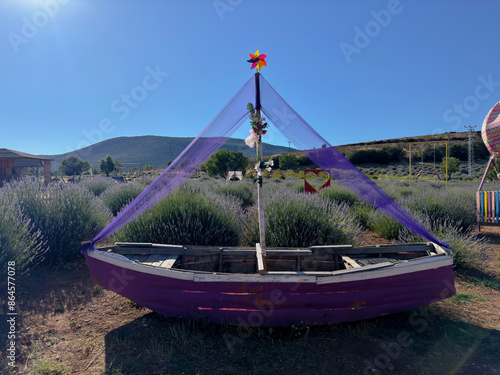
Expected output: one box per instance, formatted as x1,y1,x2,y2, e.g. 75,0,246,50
247,185,363,247
397,215,489,270
318,183,362,206
368,181,476,240
403,188,476,231
351,202,374,229
80,177,117,196
283,177,305,193
2,180,112,264
0,193,45,278
114,186,247,246
367,210,404,240
137,177,155,186
211,179,254,207
100,182,146,216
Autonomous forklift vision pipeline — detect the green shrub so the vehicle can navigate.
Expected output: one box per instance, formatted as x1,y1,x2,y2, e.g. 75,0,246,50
346,149,396,165
288,170,305,179
274,169,285,180
279,154,298,169
297,155,314,166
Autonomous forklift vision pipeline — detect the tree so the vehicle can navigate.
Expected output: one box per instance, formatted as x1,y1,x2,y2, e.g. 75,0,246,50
449,143,468,161
58,156,91,176
203,149,248,178
297,155,314,166
279,153,298,169
382,145,404,162
144,165,153,171
99,155,116,177
81,161,92,173
439,157,460,178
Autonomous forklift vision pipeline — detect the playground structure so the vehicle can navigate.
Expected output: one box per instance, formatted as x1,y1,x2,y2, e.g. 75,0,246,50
477,102,500,230
476,156,500,230
415,168,441,182
408,140,448,187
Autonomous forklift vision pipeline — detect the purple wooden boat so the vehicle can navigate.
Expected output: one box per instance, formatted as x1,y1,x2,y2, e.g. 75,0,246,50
85,242,455,327
83,68,456,326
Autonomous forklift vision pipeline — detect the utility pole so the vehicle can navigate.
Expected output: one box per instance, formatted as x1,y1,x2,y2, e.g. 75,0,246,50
465,125,476,177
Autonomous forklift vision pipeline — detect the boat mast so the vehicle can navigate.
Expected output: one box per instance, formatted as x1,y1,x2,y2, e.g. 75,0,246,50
255,72,267,273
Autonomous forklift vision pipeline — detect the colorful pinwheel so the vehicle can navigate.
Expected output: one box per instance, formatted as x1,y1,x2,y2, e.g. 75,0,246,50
247,50,267,71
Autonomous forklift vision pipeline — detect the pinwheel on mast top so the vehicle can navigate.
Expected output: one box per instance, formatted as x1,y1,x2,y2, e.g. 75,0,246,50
247,50,267,71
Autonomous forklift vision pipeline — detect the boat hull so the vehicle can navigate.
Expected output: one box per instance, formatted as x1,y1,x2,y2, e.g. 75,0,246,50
85,249,455,327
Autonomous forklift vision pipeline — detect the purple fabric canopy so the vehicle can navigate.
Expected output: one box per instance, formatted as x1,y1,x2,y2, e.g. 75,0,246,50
259,76,444,246
89,76,255,245
85,73,445,250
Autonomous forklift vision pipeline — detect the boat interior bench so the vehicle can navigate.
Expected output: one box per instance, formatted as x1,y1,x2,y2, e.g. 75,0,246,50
109,242,438,274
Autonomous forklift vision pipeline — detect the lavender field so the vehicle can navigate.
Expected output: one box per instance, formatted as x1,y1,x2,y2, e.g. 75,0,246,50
0,176,492,278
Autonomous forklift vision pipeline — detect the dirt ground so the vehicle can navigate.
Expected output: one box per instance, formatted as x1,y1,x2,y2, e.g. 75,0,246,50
1,230,499,375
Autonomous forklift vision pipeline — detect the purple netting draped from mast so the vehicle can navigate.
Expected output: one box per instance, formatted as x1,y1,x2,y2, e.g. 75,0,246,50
85,73,445,250
87,76,255,247
259,76,445,247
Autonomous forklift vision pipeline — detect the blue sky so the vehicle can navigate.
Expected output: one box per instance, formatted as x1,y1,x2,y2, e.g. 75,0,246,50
1,0,500,155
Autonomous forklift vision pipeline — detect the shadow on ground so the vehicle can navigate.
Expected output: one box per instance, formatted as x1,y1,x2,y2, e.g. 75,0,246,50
103,309,500,375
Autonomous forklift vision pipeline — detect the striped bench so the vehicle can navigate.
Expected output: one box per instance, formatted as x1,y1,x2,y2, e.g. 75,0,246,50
477,191,500,228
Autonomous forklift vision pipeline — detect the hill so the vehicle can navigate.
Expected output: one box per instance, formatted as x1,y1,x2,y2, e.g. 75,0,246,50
42,131,481,172
42,136,294,171
333,130,480,154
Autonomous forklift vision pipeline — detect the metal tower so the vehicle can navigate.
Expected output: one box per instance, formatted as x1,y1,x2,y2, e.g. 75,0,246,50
465,125,476,176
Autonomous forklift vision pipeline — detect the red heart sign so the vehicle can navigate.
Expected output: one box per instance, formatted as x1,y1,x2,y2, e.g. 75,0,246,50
304,169,331,194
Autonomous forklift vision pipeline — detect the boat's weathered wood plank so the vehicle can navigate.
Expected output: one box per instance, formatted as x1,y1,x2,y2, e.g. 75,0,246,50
268,271,334,275
316,262,395,284
159,255,179,269
113,247,314,256
143,255,160,265
151,255,169,267
311,243,433,255
115,247,182,255
116,242,152,248
342,256,361,268
256,243,265,275
151,244,184,249
311,245,353,249
136,255,149,263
